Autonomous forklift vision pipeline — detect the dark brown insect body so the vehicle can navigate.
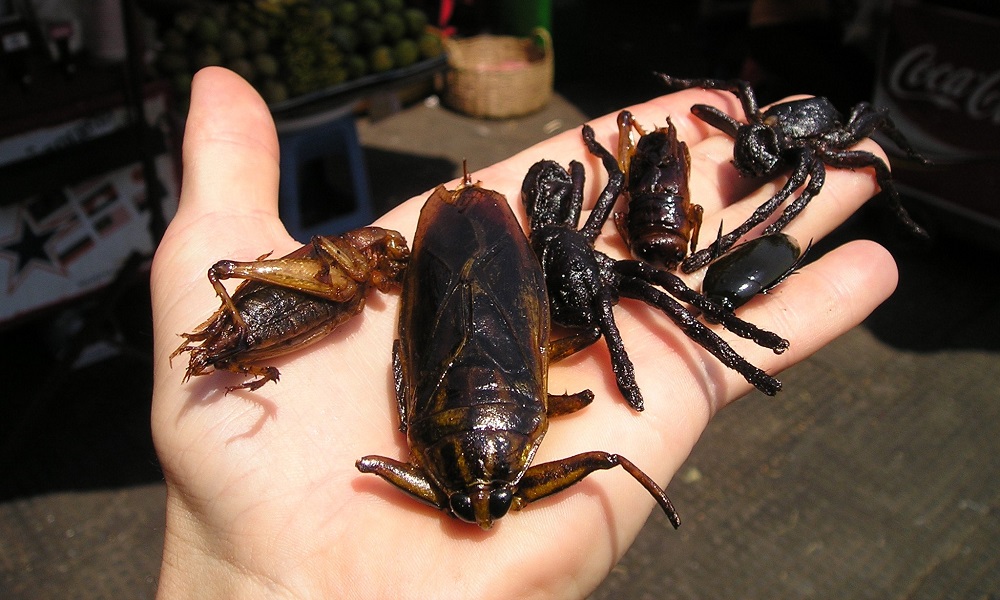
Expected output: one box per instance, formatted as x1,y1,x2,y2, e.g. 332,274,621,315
171,227,409,392
615,111,703,271
522,126,787,411
357,175,680,530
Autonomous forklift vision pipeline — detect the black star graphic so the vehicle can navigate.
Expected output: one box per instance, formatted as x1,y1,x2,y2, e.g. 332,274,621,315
1,211,63,292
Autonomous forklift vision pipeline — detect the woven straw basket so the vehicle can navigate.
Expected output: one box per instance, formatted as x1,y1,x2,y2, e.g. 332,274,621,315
443,28,554,119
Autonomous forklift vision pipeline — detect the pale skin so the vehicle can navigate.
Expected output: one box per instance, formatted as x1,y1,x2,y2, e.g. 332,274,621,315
151,67,898,599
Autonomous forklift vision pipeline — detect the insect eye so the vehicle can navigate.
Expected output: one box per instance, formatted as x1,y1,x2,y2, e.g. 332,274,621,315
488,487,513,520
449,493,476,523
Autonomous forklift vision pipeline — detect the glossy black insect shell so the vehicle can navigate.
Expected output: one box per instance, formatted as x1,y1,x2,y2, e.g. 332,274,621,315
703,233,802,312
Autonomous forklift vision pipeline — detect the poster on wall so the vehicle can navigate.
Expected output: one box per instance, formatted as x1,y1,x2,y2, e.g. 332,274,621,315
0,91,179,325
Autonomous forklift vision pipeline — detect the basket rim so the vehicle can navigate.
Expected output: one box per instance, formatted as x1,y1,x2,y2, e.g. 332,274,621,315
443,27,553,69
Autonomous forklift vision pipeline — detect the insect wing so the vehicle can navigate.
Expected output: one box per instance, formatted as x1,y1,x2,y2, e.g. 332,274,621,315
398,185,549,424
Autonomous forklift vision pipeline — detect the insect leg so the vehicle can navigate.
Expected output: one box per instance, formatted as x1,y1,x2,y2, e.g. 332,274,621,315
816,148,928,237
392,339,408,432
615,110,642,174
592,289,643,411
656,73,761,123
356,456,450,512
547,317,643,411
547,390,594,417
690,104,741,138
547,327,602,361
844,103,928,164
580,124,625,241
681,151,812,273
514,451,681,529
564,160,586,228
214,362,281,393
614,260,789,353
617,277,782,396
762,160,825,234
208,245,361,303
544,329,600,413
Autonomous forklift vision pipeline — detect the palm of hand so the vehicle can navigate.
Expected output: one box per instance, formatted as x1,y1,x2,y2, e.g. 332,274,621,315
149,68,896,599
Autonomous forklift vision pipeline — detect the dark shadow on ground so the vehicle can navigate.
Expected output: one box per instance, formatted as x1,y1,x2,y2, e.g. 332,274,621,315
0,279,161,502
811,200,1000,353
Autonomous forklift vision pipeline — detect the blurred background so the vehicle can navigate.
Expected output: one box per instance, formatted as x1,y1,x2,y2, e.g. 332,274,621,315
1,0,998,597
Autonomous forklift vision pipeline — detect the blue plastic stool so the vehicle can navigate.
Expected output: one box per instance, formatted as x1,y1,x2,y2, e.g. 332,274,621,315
276,105,374,242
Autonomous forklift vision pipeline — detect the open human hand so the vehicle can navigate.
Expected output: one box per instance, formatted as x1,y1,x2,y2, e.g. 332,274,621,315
150,67,897,599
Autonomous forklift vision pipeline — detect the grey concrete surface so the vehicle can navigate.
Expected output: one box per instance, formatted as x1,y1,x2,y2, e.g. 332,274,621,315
2,89,998,599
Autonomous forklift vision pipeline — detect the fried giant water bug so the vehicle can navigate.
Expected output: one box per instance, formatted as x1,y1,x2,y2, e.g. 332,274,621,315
656,73,928,273
356,172,681,530
613,111,703,271
522,125,788,411
171,227,409,393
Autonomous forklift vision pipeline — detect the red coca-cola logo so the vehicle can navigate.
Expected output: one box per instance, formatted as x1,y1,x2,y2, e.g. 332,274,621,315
888,43,1000,124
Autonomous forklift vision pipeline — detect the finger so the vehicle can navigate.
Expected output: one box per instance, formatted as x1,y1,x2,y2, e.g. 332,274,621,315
179,67,280,218
690,238,898,414
151,69,285,363
538,239,897,532
693,139,887,239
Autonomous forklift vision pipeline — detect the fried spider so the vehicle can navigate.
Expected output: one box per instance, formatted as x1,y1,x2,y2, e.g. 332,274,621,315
521,125,789,411
656,74,929,273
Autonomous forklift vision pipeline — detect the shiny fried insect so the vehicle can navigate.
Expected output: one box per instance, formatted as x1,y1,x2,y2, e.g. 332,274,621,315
656,74,928,273
522,125,789,411
614,110,703,270
357,172,681,530
171,227,409,393
701,231,807,319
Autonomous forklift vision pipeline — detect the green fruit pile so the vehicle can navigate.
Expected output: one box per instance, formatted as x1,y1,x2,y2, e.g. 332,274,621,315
154,0,442,108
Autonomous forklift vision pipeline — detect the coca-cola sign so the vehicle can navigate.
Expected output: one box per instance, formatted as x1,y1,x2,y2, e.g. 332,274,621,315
878,1,1000,154
888,43,1000,124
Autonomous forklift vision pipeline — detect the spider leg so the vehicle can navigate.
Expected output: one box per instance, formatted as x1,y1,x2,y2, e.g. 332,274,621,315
545,292,643,411
844,103,929,165
762,160,825,234
691,104,741,138
820,148,927,236
655,73,761,122
681,149,812,273
614,260,789,353
618,276,781,396
595,287,644,411
565,160,586,229
581,124,626,241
